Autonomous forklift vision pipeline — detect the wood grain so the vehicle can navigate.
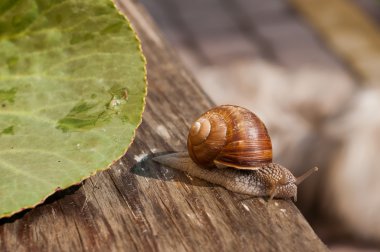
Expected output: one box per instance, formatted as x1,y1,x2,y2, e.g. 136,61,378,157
0,0,327,251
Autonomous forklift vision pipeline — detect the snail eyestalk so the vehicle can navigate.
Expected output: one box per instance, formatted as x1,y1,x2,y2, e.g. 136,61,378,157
295,167,319,185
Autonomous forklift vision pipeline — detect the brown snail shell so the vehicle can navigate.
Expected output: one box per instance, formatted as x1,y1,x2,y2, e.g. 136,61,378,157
187,105,273,170
154,104,318,201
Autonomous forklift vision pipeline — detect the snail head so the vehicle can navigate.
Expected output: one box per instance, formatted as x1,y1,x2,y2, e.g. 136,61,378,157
268,165,319,201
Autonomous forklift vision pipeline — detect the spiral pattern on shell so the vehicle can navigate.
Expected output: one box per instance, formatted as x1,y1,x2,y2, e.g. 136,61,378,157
187,105,273,170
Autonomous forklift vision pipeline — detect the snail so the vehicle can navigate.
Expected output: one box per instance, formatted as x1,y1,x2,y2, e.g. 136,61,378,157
153,105,318,201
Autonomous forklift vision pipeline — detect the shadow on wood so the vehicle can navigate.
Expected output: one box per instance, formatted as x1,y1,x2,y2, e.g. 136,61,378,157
0,184,82,225
130,151,214,189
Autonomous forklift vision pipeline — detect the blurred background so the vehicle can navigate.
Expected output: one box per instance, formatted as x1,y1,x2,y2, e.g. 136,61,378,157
138,0,380,251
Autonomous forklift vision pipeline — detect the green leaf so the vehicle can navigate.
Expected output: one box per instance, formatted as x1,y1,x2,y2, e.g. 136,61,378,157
0,0,147,218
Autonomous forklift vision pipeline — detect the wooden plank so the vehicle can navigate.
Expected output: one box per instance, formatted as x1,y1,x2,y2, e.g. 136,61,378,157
138,0,358,218
140,0,213,66
163,0,260,63
0,0,328,251
290,0,380,84
232,0,348,69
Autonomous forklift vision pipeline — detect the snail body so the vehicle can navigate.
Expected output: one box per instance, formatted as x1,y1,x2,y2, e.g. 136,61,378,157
154,105,317,201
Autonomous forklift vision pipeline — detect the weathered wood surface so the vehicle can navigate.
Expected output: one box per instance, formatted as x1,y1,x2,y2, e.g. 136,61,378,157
0,0,327,251
140,0,380,248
